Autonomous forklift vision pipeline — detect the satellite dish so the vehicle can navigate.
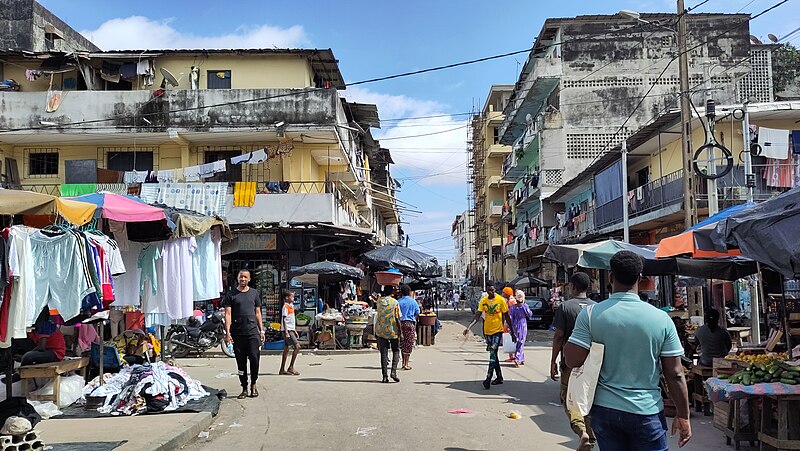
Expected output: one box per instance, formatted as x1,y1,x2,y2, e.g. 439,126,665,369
749,35,763,45
768,33,779,43
159,68,179,88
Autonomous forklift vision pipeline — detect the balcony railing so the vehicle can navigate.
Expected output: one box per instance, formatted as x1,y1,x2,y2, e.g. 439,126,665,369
628,169,685,218
698,163,796,203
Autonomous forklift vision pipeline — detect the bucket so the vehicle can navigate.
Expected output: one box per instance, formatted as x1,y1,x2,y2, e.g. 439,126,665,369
375,271,402,286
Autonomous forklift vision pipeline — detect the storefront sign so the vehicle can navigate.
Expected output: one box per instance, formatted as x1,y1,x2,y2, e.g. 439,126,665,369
237,233,277,251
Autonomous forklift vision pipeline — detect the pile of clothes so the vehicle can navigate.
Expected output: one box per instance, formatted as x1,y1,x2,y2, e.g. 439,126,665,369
81,361,208,415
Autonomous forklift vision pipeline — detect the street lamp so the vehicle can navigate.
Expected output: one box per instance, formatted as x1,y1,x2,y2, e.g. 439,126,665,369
618,2,697,230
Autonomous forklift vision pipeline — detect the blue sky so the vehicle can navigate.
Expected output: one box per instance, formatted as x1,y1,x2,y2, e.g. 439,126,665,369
39,0,799,263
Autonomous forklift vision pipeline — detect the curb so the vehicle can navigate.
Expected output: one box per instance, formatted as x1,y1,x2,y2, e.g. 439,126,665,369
141,411,214,451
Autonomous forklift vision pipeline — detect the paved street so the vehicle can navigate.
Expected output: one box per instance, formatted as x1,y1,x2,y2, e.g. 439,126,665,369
178,310,733,450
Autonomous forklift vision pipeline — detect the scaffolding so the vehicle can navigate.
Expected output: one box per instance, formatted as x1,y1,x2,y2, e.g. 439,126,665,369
468,109,487,285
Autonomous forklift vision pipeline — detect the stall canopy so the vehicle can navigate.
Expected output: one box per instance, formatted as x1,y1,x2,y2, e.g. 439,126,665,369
711,187,800,278
289,261,364,286
70,193,166,222
544,243,601,267
655,203,755,259
508,275,549,289
361,245,442,277
643,257,758,280
578,240,657,269
0,189,96,225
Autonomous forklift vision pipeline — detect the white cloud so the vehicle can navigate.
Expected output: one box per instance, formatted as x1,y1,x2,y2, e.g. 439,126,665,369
342,86,469,185
80,16,309,50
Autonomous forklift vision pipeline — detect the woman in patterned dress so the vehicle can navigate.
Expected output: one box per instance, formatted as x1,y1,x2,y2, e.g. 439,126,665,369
508,290,532,366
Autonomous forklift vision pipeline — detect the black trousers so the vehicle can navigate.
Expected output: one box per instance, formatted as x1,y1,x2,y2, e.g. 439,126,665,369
377,337,399,377
12,338,59,366
232,334,261,388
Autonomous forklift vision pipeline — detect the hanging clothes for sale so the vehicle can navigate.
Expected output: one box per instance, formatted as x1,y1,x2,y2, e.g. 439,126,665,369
192,230,222,302
139,242,168,326
162,237,196,320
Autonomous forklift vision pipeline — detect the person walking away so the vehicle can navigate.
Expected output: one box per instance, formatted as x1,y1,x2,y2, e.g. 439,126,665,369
453,291,460,311
279,291,301,376
463,282,515,389
501,286,516,362
224,269,265,399
565,251,692,450
509,290,532,367
397,284,420,370
375,286,403,383
695,309,732,367
550,272,596,450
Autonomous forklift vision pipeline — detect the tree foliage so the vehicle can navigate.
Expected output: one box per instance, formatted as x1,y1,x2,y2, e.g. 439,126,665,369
773,43,800,93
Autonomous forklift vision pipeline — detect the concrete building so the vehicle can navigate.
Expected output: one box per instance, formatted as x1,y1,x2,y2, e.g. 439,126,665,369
0,0,99,53
498,13,755,281
468,85,516,285
451,210,475,281
0,28,401,316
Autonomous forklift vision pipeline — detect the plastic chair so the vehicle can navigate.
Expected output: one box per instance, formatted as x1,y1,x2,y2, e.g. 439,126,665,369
89,342,123,373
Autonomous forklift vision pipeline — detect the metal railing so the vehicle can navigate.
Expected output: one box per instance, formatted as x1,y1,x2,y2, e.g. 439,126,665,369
699,163,796,203
628,169,684,218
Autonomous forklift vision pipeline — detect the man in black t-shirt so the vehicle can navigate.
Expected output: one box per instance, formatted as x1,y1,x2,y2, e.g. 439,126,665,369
550,272,596,450
223,269,264,399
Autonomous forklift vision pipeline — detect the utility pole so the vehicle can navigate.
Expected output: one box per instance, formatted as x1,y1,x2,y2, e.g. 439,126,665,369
703,61,719,216
677,0,698,229
742,103,755,203
487,222,493,283
622,139,630,243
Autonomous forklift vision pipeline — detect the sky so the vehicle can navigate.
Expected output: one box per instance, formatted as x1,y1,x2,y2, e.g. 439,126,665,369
38,0,800,264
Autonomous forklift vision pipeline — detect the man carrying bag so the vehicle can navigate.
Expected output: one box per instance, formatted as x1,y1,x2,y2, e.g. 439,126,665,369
565,251,691,450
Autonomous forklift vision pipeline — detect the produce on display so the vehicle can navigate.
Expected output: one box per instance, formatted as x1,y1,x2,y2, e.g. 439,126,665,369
720,361,800,385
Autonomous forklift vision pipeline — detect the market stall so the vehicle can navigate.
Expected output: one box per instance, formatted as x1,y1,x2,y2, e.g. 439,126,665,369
705,352,800,449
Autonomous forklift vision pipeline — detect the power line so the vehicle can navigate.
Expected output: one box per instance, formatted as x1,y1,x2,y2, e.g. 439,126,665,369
377,124,469,141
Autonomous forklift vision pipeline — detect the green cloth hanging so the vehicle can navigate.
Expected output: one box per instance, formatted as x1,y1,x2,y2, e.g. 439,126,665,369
60,183,97,197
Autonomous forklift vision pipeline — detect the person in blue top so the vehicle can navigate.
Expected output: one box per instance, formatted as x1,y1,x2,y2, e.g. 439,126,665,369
565,250,692,450
397,284,420,371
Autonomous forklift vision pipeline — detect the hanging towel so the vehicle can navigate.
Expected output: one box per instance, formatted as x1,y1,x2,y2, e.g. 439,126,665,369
233,182,256,207
140,182,228,217
758,127,791,159
60,183,97,197
183,165,202,182
248,149,268,164
230,152,251,165
96,183,128,195
156,169,176,183
123,171,148,184
199,160,226,179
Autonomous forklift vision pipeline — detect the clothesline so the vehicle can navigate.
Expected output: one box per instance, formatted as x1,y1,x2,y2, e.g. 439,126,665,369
122,147,269,184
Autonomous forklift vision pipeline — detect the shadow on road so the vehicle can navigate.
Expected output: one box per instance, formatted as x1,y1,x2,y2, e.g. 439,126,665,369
298,377,386,384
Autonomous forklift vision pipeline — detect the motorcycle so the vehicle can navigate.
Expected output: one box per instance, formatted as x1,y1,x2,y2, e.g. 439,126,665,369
165,310,235,358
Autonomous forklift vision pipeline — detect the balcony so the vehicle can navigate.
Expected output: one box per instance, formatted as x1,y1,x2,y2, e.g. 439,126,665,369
551,169,686,244
698,163,796,204
487,143,512,158
489,202,503,217
504,134,540,179
15,180,366,229
500,57,562,144
0,88,340,134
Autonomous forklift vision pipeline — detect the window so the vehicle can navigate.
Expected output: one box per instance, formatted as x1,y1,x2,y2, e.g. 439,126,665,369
204,150,242,182
207,70,232,89
27,151,59,176
107,151,154,172
493,127,500,145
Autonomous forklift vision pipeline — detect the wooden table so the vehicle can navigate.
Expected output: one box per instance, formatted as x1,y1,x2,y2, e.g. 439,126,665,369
690,365,713,415
759,395,800,451
20,357,89,406
728,327,752,347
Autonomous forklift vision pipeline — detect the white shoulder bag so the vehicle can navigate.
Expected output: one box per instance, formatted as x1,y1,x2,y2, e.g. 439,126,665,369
565,304,605,417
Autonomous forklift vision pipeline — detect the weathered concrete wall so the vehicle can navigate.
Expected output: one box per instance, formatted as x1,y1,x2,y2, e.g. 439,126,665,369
0,0,99,52
31,1,99,52
0,88,339,132
0,0,34,51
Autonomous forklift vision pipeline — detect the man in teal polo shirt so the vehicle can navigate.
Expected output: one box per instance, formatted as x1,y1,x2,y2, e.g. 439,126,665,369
565,250,692,450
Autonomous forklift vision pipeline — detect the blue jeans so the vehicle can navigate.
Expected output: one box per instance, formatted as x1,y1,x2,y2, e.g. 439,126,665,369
484,333,503,380
590,405,668,451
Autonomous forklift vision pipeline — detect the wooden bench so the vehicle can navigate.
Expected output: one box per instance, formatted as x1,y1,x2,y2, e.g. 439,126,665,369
19,357,89,406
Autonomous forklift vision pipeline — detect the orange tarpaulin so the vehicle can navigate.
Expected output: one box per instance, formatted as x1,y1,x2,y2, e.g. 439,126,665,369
655,229,740,259
0,189,96,225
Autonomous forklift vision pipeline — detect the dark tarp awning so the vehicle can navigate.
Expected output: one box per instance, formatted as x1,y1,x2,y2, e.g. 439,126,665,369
508,275,550,289
643,257,758,280
361,245,442,277
289,261,364,286
711,187,800,278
